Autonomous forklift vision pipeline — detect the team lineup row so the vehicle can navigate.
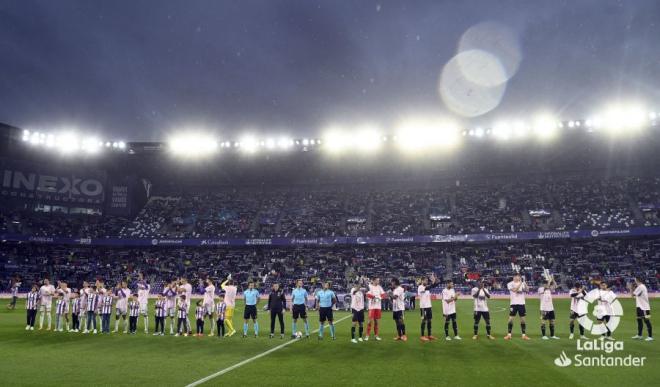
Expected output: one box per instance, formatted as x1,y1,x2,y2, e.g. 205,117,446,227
12,274,654,342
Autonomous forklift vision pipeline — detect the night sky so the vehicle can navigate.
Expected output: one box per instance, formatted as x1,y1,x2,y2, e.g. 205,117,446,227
1,0,659,141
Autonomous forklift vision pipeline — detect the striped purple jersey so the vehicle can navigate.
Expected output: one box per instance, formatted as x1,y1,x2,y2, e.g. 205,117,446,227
128,301,140,317
71,299,81,315
87,293,98,312
26,291,39,310
155,299,167,317
178,301,189,319
215,302,227,320
195,306,205,319
56,299,67,315
100,295,113,314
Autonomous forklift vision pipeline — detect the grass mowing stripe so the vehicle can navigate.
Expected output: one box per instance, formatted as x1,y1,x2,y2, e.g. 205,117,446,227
185,313,352,387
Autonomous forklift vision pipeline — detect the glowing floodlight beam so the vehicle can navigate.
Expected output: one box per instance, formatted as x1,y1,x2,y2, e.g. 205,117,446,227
599,103,647,135
168,133,219,158
277,137,293,149
395,118,461,153
238,134,259,153
353,126,383,152
55,132,81,154
322,127,351,154
492,122,512,141
81,137,102,154
532,115,559,140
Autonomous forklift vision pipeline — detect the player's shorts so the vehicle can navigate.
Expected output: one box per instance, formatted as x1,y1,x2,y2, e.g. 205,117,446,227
392,310,404,320
203,302,215,315
116,306,128,316
139,302,148,315
444,312,456,321
167,307,176,317
474,311,490,322
541,310,555,320
243,305,257,320
368,309,382,320
319,307,334,322
225,306,234,319
39,303,52,312
351,308,364,323
636,307,651,318
569,311,581,319
509,304,526,317
292,304,307,319
597,314,610,323
420,307,432,320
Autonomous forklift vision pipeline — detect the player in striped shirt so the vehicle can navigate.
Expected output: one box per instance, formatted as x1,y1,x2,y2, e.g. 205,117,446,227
153,294,167,336
100,289,114,334
215,295,227,338
84,288,99,334
631,277,653,341
350,283,365,343
128,294,140,334
114,282,131,334
56,282,71,332
202,279,216,336
25,285,39,331
539,279,559,340
70,292,81,332
471,281,494,339
163,282,178,335
568,283,587,339
176,294,189,337
55,293,68,332
195,300,206,336
221,276,237,337
390,278,407,341
418,273,438,341
442,281,461,340
136,274,150,334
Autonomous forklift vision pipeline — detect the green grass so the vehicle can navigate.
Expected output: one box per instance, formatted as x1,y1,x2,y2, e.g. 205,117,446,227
1,298,658,386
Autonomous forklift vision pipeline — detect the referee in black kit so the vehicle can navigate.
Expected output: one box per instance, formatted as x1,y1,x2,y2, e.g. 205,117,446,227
267,283,287,339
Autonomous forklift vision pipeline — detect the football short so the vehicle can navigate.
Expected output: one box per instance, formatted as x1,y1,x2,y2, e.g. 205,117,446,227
319,307,333,323
292,304,307,319
474,311,490,322
243,305,257,320
420,307,433,320
352,308,364,323
139,302,149,315
541,310,555,320
636,307,651,318
444,312,456,321
509,304,526,317
392,310,404,321
167,307,176,317
39,303,52,312
225,306,234,319
368,309,382,320
203,301,215,315
116,305,128,316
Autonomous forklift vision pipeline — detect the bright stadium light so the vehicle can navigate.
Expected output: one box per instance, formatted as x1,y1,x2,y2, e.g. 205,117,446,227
55,132,81,154
598,103,647,135
81,137,102,154
277,137,293,149
353,125,383,152
238,134,259,153
322,127,350,153
492,122,512,141
395,117,461,153
168,133,219,158
532,114,559,140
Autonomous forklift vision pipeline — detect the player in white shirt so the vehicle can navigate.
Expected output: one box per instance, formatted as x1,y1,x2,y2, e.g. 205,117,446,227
538,278,559,340
441,281,460,340
38,279,56,330
179,278,193,335
163,282,178,335
79,281,91,332
471,281,494,339
417,273,438,341
350,283,366,343
136,274,150,333
202,279,216,336
365,277,385,341
631,277,653,341
595,281,616,341
390,278,407,341
114,281,131,333
504,274,530,340
568,283,587,339
221,276,238,336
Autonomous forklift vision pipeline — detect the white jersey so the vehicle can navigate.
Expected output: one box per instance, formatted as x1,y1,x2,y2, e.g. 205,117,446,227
441,288,456,315
596,289,616,317
392,286,405,312
350,288,365,311
633,284,650,311
204,285,216,304
538,287,554,311
116,288,131,308
58,287,71,302
367,284,385,310
569,288,586,313
137,282,150,304
507,281,527,305
39,285,55,305
223,285,237,308
417,284,434,309
471,287,490,312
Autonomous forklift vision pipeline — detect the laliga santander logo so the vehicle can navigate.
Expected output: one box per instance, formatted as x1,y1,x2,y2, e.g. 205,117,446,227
576,289,623,335
554,351,572,367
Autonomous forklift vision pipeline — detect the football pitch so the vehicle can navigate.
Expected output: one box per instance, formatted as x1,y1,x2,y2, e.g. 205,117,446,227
1,298,657,386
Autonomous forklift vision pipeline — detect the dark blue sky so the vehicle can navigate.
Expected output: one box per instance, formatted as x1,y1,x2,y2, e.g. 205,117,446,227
1,0,659,140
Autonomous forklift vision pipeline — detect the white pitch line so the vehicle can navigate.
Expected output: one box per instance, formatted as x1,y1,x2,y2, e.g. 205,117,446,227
185,313,352,387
